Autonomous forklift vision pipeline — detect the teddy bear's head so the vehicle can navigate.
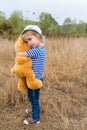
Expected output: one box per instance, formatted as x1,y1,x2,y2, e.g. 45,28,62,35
15,36,30,52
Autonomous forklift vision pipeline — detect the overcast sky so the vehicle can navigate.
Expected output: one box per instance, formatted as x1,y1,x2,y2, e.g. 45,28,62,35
0,0,87,24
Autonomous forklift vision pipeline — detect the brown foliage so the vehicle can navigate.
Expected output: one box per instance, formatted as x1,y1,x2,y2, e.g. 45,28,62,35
0,37,87,130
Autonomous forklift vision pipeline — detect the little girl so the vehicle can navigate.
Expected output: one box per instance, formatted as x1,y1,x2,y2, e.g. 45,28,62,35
16,25,46,125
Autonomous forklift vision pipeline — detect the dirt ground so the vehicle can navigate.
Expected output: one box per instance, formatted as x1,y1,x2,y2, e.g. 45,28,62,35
0,81,87,130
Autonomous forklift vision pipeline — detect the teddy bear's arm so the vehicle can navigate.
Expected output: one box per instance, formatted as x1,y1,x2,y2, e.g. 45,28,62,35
15,56,31,64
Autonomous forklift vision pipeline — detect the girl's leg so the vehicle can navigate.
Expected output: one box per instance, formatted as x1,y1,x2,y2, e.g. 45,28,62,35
27,88,33,104
27,88,40,121
32,89,40,121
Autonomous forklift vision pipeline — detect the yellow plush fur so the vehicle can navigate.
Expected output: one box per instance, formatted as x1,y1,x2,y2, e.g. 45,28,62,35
11,36,42,93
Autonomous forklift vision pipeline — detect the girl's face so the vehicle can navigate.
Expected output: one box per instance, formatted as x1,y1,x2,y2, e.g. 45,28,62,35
22,31,41,48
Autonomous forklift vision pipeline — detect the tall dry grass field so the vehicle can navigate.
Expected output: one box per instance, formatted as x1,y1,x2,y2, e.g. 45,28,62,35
0,37,87,130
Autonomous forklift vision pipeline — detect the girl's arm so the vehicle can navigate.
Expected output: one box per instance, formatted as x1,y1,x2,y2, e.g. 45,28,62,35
16,51,28,57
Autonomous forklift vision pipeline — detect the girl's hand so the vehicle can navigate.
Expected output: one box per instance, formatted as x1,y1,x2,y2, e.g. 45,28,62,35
16,52,28,57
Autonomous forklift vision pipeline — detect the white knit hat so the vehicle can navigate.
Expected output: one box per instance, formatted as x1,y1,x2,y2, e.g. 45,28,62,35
21,25,45,42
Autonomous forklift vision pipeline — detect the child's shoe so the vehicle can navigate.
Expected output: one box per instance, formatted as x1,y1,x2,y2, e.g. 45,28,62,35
24,117,40,125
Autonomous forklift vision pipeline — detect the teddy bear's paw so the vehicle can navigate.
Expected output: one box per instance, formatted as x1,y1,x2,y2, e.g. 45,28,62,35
26,79,43,90
18,78,28,93
15,56,31,64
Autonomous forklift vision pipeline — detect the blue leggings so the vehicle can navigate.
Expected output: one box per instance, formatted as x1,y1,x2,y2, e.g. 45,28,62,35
27,79,43,121
28,88,40,121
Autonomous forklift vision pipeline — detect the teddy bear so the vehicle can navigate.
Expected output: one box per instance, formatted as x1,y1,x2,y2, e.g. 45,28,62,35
11,36,42,93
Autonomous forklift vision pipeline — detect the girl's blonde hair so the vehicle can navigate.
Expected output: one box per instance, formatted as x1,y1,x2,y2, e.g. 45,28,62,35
22,31,41,41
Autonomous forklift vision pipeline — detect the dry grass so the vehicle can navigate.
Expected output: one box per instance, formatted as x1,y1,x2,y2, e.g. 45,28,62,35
0,37,87,130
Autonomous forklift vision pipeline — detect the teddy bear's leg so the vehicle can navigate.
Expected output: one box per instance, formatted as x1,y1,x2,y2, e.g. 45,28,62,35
26,78,43,90
18,78,28,93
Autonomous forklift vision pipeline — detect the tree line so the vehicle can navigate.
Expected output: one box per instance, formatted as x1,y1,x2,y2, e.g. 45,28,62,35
0,10,87,39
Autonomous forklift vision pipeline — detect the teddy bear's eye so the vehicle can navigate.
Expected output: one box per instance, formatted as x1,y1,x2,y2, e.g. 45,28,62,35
25,41,28,43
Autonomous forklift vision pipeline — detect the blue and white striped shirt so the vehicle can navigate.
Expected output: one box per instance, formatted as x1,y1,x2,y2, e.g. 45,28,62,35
26,46,46,79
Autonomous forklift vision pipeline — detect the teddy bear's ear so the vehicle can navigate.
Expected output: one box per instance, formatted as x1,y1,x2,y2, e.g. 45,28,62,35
15,36,30,52
17,36,24,42
17,36,28,45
